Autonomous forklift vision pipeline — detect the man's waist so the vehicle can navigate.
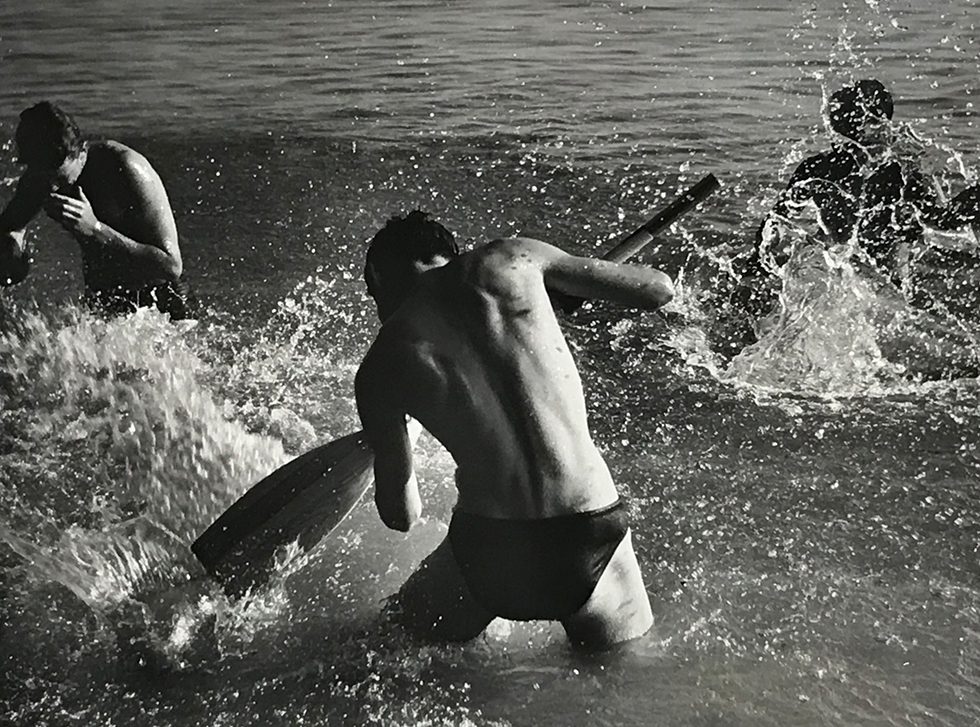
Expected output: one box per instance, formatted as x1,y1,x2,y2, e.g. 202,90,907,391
452,495,621,522
453,472,619,520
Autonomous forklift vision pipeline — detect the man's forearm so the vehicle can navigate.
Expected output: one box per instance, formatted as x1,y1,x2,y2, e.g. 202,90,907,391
83,222,181,280
1,230,30,286
375,471,422,532
923,185,980,232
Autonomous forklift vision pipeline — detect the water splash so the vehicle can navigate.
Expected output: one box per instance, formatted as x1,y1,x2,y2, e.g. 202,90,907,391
724,241,906,395
199,272,374,447
0,301,302,665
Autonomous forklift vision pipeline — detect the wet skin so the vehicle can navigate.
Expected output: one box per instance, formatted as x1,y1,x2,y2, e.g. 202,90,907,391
0,140,181,292
356,236,673,648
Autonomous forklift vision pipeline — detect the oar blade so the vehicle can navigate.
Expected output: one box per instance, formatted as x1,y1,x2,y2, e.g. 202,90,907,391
191,430,375,594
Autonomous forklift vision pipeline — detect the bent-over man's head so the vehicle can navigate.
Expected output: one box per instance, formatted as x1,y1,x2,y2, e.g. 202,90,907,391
827,79,894,144
15,102,86,178
365,210,459,320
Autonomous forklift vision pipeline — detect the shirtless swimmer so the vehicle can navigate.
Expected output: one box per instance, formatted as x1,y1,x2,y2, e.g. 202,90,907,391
0,102,194,319
355,210,673,650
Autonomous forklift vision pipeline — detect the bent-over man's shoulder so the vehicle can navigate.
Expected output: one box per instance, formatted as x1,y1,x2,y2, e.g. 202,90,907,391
790,145,865,185
464,236,560,289
97,141,163,187
477,236,560,260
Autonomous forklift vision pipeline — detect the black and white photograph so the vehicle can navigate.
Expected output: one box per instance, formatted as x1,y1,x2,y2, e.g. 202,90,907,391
1,1,978,725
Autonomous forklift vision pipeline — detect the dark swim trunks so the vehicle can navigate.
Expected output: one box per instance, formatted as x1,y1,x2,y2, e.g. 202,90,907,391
85,277,198,321
448,501,630,621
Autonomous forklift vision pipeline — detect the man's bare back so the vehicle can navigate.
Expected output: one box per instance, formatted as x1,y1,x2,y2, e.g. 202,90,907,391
356,214,672,649
359,237,620,520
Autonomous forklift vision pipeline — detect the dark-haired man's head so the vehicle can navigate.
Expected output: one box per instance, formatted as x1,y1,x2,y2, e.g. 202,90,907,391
364,210,459,320
827,79,894,145
15,102,86,182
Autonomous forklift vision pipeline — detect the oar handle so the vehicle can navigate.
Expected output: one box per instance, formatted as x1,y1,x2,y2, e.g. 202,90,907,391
554,172,720,313
602,173,721,264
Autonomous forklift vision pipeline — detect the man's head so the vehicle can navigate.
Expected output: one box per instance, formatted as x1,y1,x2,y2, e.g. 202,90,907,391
827,79,894,144
365,210,459,320
14,102,86,182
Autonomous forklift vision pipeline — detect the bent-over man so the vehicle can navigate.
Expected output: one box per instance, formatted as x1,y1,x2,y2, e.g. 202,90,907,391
0,101,194,319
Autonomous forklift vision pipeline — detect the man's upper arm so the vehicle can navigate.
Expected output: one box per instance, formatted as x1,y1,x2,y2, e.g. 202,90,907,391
355,352,414,491
0,175,46,234
122,152,181,260
521,238,674,309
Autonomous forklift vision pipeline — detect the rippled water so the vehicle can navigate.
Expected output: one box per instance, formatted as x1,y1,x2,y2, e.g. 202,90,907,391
1,1,978,725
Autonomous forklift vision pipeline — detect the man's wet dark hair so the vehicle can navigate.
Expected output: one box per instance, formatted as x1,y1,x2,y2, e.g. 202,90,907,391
827,79,894,141
365,210,459,315
14,101,85,169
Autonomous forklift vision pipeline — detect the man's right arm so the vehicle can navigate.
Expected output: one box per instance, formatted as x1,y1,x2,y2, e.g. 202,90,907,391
355,349,422,532
0,175,46,286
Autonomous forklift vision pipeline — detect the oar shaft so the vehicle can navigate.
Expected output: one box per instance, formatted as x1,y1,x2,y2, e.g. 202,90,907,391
603,173,720,263
554,173,720,313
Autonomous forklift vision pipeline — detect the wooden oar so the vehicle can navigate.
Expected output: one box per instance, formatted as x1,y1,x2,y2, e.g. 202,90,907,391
191,173,721,595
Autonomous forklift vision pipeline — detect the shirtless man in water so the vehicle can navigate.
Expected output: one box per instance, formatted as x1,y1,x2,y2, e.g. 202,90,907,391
762,80,979,275
0,102,194,319
732,79,980,329
355,210,673,649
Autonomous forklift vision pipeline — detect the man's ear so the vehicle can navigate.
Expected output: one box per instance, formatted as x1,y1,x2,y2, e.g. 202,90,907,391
364,259,381,299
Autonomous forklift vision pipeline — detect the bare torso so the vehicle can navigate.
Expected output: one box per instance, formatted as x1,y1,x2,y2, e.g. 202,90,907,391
0,140,181,292
73,141,180,290
363,238,617,519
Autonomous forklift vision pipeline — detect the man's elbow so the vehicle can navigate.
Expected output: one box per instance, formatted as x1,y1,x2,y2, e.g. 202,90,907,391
157,241,183,279
646,271,675,308
163,256,182,280
1,231,30,286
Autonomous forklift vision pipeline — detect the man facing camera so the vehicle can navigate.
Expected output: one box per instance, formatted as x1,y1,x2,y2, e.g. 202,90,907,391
0,101,194,319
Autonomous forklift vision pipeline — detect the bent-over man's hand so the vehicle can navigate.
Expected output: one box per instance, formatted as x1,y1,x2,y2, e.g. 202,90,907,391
45,188,100,238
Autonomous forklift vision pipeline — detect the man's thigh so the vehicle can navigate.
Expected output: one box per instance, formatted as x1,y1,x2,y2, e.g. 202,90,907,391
560,529,653,650
385,535,494,643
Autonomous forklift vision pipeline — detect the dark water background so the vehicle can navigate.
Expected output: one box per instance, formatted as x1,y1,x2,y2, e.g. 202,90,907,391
1,1,978,725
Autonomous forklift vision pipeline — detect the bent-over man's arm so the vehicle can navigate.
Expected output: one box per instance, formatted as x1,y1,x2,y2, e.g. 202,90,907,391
355,351,422,532
905,168,980,233
46,149,182,283
0,174,46,286
758,151,862,246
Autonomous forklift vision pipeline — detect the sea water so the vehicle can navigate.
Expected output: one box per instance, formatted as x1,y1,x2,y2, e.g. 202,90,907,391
1,1,978,725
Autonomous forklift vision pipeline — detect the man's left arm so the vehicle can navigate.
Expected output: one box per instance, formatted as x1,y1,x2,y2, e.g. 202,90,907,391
46,151,182,281
522,238,674,309
907,168,980,233
0,175,47,286
355,355,422,532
